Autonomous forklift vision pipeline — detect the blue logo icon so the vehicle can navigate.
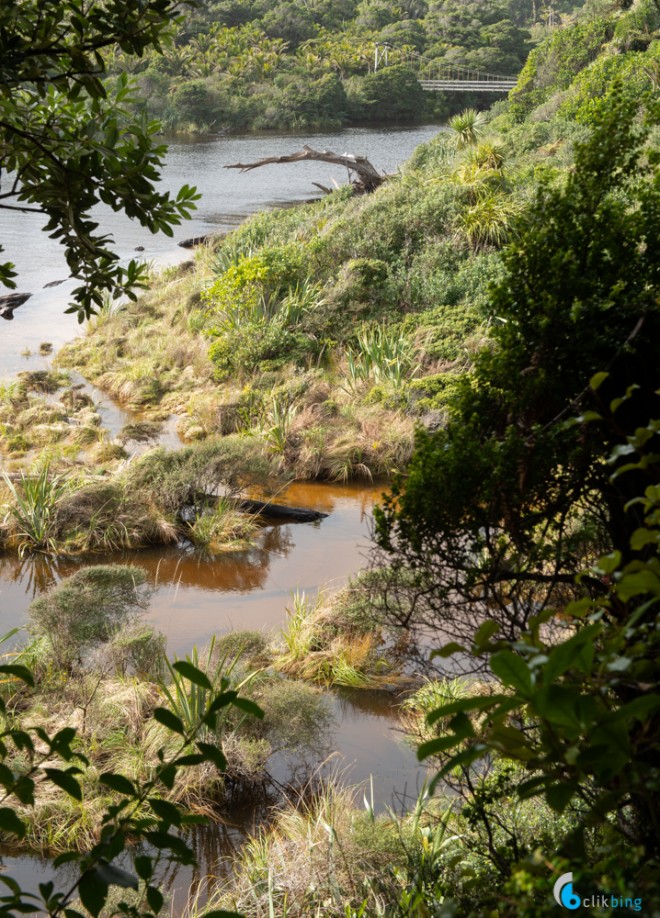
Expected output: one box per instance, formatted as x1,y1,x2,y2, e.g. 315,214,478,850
554,872,581,910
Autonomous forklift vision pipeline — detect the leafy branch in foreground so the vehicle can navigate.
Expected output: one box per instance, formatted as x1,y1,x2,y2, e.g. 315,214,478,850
0,648,260,917
0,0,200,320
419,397,660,910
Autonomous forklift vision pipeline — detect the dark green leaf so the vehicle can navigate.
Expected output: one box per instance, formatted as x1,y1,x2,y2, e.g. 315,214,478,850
0,665,34,687
95,861,139,890
78,871,108,917
149,797,182,825
230,697,264,719
146,886,164,913
0,807,25,838
100,773,137,796
44,768,82,802
546,782,576,813
490,650,532,696
196,742,227,771
153,707,185,736
172,660,212,690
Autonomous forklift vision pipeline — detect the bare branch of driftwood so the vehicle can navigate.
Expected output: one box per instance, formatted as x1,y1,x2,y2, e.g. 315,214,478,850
224,144,384,193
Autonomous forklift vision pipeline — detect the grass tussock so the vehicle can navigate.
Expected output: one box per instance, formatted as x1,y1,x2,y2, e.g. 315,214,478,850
200,781,442,917
274,587,404,689
1,575,337,855
0,375,104,460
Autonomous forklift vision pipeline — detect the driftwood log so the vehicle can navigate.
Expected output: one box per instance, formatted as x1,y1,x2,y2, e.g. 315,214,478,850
225,145,384,194
178,495,328,525
237,497,328,523
0,292,31,320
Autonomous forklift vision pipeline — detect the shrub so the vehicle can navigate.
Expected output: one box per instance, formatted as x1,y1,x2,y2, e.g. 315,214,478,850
28,565,151,671
509,16,614,119
106,623,166,678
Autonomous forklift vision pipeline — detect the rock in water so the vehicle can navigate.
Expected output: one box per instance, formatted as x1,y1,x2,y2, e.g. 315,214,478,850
179,234,213,249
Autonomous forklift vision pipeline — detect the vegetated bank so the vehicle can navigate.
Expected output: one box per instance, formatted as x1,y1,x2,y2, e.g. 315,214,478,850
1,1,659,913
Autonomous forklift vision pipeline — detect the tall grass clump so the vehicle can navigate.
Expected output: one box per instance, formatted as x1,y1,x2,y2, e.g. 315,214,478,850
189,496,259,551
201,783,457,917
260,395,298,456
344,324,419,394
2,464,72,555
276,589,400,688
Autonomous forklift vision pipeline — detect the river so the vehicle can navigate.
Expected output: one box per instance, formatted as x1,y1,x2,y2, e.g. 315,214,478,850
0,124,439,907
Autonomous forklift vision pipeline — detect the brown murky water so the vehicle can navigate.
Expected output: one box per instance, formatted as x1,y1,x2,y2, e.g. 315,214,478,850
0,481,384,649
0,481,428,909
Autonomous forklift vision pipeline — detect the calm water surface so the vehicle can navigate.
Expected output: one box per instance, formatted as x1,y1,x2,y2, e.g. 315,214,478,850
0,481,428,909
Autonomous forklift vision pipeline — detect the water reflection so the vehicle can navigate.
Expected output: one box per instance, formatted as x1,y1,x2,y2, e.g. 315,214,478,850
0,482,384,649
0,552,69,599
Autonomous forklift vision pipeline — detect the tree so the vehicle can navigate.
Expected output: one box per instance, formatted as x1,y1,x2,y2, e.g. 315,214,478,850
0,0,200,321
373,94,660,903
376,93,660,644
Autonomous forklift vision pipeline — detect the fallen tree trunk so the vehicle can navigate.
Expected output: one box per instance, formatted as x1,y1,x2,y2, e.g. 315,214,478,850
225,145,385,194
179,495,329,525
237,497,328,523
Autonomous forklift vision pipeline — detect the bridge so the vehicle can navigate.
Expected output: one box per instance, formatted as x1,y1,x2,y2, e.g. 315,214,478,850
374,44,518,93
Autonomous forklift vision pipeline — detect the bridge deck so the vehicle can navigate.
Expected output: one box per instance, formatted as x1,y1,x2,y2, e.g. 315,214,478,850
420,79,517,92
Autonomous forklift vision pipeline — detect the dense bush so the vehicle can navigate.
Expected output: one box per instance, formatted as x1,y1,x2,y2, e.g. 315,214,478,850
111,0,593,131
509,15,614,118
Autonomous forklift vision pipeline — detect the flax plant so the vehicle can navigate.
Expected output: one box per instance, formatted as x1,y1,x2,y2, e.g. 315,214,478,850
2,464,72,555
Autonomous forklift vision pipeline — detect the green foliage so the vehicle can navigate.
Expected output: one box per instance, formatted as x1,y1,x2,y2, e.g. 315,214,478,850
448,108,487,148
204,246,325,378
509,15,614,118
559,43,660,123
159,637,260,740
116,0,576,133
374,92,660,910
0,0,200,318
346,65,428,123
344,323,419,392
0,643,259,916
